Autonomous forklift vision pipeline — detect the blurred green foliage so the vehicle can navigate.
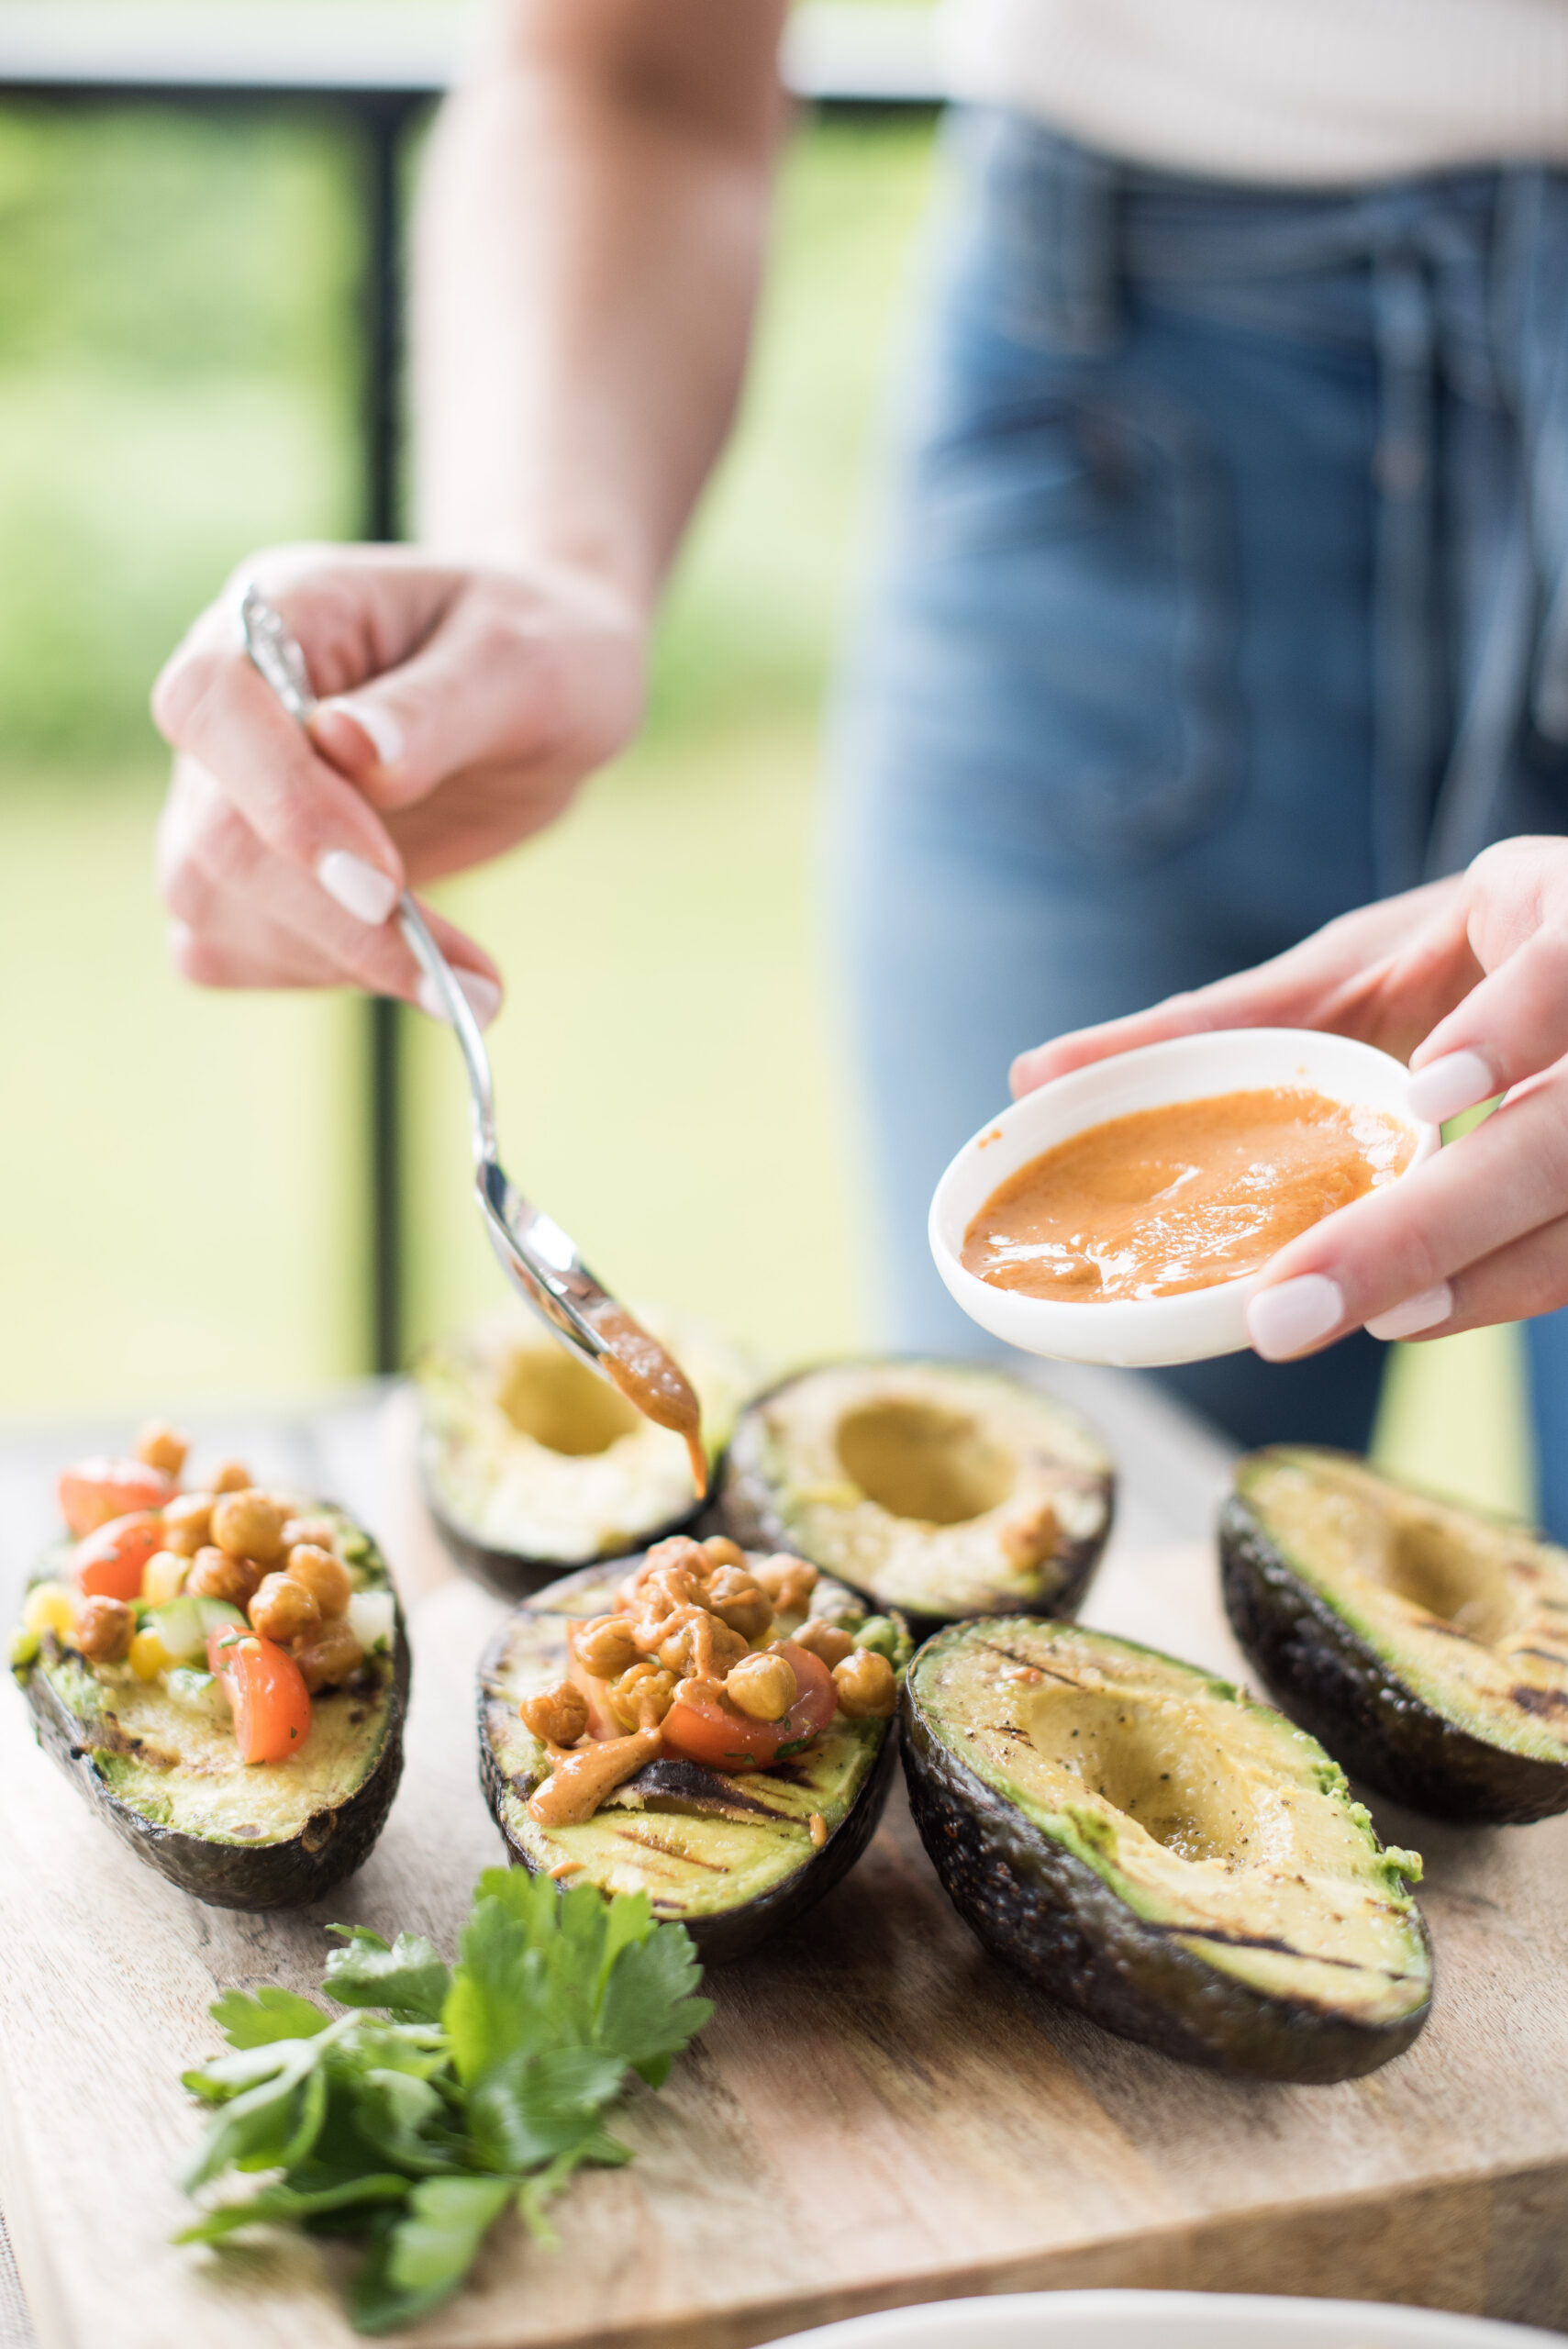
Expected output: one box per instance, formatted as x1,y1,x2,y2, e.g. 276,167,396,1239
0,105,361,760
0,100,933,767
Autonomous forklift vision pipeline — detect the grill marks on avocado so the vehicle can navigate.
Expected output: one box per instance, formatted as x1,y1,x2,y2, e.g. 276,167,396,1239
1222,1449,1568,1823
902,1617,1430,2081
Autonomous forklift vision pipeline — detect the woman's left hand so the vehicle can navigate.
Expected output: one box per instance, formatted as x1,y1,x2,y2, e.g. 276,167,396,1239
1008,836,1568,1360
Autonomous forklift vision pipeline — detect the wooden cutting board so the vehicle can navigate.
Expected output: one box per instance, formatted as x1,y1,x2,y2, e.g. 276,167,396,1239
2,1394,1567,2349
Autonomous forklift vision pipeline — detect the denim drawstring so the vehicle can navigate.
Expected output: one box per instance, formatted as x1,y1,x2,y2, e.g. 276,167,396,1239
1370,251,1442,894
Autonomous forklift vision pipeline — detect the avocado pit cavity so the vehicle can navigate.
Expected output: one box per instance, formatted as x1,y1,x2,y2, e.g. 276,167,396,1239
498,1349,641,1457
836,1399,1016,1526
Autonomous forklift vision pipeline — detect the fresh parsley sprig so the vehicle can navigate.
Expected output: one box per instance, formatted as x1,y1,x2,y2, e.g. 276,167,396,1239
174,1870,714,2333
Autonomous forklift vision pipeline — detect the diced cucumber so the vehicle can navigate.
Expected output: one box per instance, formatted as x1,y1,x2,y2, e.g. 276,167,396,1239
195,1597,250,1638
139,1596,247,1663
854,1615,903,1662
347,1589,395,1655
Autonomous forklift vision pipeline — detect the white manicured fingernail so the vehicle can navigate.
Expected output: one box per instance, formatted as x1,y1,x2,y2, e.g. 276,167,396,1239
1407,1049,1495,1128
1366,1283,1453,1341
1247,1274,1345,1361
318,696,404,769
317,851,399,926
416,970,501,1030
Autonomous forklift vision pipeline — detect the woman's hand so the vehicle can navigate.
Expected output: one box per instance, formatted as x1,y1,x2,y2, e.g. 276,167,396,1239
1009,837,1568,1358
152,544,645,1023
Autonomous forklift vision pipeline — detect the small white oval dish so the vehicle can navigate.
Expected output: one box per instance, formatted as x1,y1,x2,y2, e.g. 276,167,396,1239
767,2289,1559,2349
929,1029,1440,1370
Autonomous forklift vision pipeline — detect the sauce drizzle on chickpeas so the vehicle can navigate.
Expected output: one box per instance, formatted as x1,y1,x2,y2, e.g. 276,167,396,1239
520,1534,898,1831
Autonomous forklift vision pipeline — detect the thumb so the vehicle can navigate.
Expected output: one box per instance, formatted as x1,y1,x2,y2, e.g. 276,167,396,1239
306,588,563,810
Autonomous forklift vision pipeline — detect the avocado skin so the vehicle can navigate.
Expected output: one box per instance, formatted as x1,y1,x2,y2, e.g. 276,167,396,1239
478,1675,899,1965
1220,1491,1568,1826
718,1363,1109,1641
900,1661,1431,2084
424,1475,711,1602
18,1607,410,1912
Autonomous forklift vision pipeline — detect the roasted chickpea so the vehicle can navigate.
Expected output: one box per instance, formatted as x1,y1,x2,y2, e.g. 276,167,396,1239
161,1493,214,1557
725,1651,797,1722
751,1553,818,1615
794,1616,855,1669
700,1536,748,1574
283,1515,339,1551
702,1565,773,1643
293,1620,363,1694
618,1537,706,1610
186,1546,261,1608
210,1460,253,1495
608,1660,678,1731
249,1572,320,1645
135,1420,189,1478
999,1497,1061,1571
832,1648,897,1720
655,1608,747,1681
74,1595,133,1663
573,1613,642,1680
519,1680,589,1747
634,1563,706,1631
211,1489,287,1565
285,1542,352,1619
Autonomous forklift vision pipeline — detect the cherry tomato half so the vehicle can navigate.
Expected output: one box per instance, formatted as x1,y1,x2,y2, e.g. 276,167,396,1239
59,1458,172,1539
662,1640,837,1772
207,1627,312,1765
72,1511,164,1603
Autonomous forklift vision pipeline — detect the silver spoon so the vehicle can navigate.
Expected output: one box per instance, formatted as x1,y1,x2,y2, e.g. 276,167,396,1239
239,583,706,1490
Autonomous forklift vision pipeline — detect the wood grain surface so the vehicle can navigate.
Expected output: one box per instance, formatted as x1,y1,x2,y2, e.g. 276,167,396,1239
2,1388,1566,2349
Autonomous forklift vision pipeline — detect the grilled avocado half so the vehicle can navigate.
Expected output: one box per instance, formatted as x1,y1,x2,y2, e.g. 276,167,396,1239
902,1618,1430,2081
14,1504,407,1910
718,1359,1113,1635
479,1555,911,1961
1222,1447,1568,1824
419,1309,757,1598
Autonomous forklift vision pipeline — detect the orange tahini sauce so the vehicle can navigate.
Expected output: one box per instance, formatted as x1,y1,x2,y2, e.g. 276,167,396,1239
962,1087,1414,1303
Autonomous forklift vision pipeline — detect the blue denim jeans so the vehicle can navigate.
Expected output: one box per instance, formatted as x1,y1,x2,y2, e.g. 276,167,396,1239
831,112,1568,1533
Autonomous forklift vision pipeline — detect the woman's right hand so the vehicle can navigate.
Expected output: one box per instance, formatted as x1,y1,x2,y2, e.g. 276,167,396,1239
152,543,647,1024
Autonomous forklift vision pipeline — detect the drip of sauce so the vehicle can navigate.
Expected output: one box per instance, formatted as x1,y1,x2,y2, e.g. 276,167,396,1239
587,1303,707,1496
962,1086,1414,1303
528,1723,664,1827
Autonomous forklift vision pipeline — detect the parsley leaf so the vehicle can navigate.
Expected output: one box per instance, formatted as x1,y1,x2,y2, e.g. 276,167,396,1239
350,2177,516,2334
173,1872,711,2333
209,1986,333,2047
325,1926,450,2025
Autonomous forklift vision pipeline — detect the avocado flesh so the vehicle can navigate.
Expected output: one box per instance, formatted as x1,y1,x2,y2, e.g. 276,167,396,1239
17,1505,407,1909
48,1651,396,1846
478,1559,908,1961
720,1360,1114,1631
1223,1447,1568,1823
419,1310,758,1596
903,1618,1429,2081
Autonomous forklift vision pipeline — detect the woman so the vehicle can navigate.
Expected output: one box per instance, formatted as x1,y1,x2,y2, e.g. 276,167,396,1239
151,0,1568,1530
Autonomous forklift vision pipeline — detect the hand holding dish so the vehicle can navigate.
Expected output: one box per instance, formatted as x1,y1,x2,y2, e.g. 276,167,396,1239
930,1030,1439,1368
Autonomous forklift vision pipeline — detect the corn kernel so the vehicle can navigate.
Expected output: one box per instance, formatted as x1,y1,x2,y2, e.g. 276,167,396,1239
128,1630,170,1682
23,1582,76,1640
141,1549,187,1607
